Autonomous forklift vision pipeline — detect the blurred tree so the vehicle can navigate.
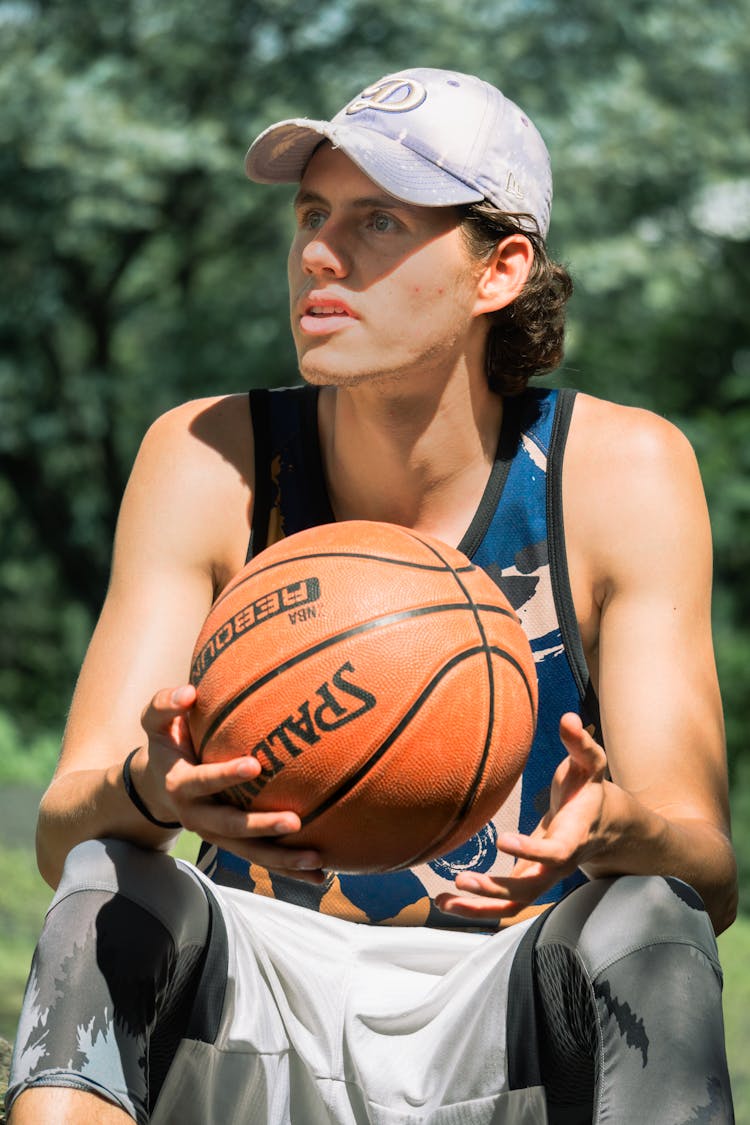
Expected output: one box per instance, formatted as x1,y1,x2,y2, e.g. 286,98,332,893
0,0,748,828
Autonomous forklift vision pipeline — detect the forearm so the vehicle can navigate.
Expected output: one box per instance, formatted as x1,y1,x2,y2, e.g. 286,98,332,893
583,780,738,934
36,760,178,890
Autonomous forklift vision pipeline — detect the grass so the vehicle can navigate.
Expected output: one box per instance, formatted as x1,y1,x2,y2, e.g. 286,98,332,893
717,921,750,1120
0,846,54,1042
0,787,747,1119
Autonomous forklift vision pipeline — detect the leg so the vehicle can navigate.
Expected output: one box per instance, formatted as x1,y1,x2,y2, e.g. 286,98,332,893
535,876,734,1124
5,839,211,1125
9,1086,133,1124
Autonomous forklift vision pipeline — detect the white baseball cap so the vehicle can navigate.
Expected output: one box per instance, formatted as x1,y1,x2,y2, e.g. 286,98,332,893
245,68,553,237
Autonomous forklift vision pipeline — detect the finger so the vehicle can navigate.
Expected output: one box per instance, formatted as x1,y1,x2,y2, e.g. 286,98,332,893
177,797,325,868
209,846,327,884
201,826,326,883
496,829,582,868
268,868,328,885
558,712,607,775
178,795,303,840
434,891,525,920
165,753,262,800
141,685,197,734
437,863,559,917
452,865,554,904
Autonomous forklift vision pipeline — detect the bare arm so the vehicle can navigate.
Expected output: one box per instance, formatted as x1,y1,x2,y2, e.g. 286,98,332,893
578,402,736,925
438,397,737,933
37,395,324,888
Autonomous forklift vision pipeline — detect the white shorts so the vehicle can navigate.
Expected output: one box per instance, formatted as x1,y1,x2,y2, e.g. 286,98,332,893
151,874,547,1125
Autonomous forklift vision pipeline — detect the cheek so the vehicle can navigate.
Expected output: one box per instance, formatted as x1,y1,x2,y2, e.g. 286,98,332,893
404,277,469,323
287,238,306,285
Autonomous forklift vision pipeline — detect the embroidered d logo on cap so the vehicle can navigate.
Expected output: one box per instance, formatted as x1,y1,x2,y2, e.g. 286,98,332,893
245,68,553,236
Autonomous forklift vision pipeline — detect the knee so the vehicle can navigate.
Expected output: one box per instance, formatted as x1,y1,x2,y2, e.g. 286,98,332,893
539,875,719,976
637,875,708,930
54,838,210,949
56,837,173,903
57,836,143,890
622,876,719,957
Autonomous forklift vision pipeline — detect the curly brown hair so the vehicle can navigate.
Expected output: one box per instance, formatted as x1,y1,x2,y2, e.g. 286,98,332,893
459,202,573,395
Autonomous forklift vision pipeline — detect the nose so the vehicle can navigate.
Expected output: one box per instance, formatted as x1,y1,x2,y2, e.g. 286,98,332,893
300,229,348,278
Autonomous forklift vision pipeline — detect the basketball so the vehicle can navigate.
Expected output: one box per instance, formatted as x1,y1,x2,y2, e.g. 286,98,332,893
188,521,537,873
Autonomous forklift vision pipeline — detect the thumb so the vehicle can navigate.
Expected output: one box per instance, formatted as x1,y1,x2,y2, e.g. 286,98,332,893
558,712,607,778
141,684,197,738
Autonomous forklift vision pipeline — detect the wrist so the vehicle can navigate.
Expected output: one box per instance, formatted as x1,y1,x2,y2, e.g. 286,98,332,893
122,747,181,830
580,780,668,879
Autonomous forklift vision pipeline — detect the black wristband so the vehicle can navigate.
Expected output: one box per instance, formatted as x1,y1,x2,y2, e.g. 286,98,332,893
122,748,181,830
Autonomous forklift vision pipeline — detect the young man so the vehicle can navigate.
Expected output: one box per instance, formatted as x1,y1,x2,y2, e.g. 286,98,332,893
7,69,737,1123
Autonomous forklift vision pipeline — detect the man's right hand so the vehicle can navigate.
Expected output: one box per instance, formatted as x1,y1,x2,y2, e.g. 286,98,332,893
136,684,326,882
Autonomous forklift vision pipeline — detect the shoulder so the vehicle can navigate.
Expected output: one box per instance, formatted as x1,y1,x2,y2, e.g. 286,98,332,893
132,394,254,510
138,393,252,467
563,393,711,595
564,392,706,517
566,392,699,475
117,393,255,592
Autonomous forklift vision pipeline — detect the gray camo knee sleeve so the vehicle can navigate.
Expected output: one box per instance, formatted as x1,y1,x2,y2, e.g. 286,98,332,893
6,838,211,1125
535,876,734,1125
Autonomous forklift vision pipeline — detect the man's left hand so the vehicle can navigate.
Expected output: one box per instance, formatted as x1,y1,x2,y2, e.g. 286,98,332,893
435,713,608,922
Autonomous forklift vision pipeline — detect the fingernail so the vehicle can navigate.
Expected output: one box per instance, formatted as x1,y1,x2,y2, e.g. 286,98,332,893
294,855,322,870
236,758,257,776
459,876,481,892
273,819,296,833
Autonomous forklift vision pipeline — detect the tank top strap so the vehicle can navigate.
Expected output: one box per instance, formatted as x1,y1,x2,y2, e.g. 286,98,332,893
247,384,332,561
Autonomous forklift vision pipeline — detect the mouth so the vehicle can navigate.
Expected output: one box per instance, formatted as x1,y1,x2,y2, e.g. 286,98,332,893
299,294,358,336
307,302,352,317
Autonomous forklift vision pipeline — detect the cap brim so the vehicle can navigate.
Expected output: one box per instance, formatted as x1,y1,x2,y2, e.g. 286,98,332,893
245,118,484,208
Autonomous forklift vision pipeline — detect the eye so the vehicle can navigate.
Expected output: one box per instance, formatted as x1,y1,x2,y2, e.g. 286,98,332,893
368,211,398,233
299,208,326,232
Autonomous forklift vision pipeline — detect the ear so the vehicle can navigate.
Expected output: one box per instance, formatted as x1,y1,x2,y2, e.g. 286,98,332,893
472,234,534,317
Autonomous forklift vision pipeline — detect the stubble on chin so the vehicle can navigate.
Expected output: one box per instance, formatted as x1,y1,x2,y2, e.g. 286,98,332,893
297,342,456,390
297,351,400,389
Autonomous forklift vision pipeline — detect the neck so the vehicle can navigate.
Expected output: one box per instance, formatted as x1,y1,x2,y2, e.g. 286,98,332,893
317,373,504,548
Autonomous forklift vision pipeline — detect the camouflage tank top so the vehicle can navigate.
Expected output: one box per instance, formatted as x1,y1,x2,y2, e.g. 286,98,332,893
197,385,598,930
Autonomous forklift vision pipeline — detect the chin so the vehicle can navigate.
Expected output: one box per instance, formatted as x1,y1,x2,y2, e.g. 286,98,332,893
298,363,373,388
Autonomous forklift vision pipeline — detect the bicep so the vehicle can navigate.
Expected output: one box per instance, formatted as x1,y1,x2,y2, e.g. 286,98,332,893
586,413,729,829
58,566,215,774
598,582,728,828
57,398,253,775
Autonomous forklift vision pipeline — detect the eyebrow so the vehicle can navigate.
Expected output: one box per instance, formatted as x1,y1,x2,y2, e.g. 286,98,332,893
293,188,407,212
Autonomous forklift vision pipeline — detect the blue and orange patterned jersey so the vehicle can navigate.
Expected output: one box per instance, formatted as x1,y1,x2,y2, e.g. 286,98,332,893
197,385,598,929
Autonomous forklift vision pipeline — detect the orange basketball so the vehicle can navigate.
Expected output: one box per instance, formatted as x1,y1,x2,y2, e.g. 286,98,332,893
189,521,536,873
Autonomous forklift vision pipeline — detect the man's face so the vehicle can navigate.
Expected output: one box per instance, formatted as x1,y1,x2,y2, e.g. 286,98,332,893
287,145,487,388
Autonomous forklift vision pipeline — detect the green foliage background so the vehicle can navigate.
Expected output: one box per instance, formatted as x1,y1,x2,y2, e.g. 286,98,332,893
0,0,748,1106
1,0,748,898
